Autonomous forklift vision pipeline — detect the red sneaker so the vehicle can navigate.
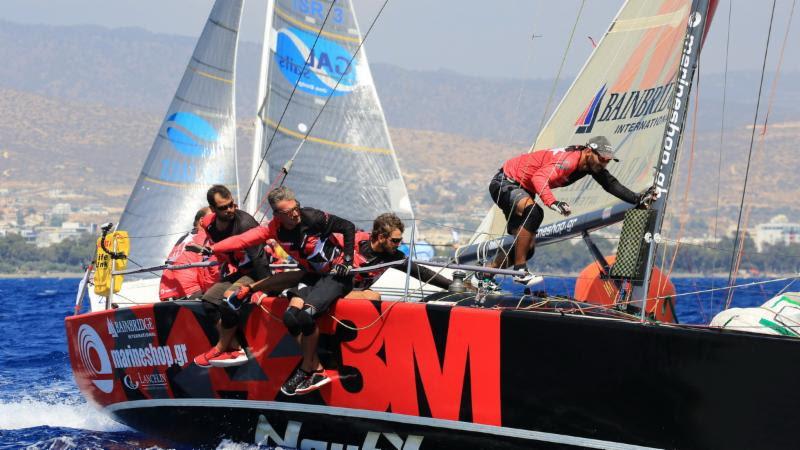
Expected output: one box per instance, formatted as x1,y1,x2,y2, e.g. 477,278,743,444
194,347,223,368
208,348,248,368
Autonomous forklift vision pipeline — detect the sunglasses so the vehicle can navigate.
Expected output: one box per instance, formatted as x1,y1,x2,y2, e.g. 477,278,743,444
592,150,612,163
215,201,237,211
274,205,301,216
389,237,403,244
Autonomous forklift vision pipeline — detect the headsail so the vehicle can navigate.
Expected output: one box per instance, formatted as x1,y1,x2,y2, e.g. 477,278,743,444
118,0,244,272
461,0,706,261
248,0,412,227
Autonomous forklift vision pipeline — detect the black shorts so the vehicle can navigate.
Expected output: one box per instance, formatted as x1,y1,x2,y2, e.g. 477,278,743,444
287,273,353,317
489,170,533,233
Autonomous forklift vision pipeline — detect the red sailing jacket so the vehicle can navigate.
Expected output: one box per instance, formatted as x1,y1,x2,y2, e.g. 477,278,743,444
211,208,357,274
502,147,582,207
158,227,220,300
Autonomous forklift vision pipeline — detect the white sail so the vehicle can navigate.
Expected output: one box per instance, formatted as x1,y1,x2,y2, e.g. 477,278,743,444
465,0,701,255
117,0,244,274
248,0,412,228
92,0,245,311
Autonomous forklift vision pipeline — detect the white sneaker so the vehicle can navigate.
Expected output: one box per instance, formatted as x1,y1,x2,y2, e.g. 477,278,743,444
513,270,543,287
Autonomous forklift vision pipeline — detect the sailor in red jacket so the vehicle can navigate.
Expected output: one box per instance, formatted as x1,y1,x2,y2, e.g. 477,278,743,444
208,186,356,396
488,136,655,283
158,207,219,300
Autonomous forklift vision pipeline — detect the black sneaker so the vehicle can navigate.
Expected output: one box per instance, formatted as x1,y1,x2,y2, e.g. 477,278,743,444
280,368,310,396
294,369,331,395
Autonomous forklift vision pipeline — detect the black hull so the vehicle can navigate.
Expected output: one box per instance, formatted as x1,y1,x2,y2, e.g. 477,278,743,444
110,399,644,449
67,297,800,449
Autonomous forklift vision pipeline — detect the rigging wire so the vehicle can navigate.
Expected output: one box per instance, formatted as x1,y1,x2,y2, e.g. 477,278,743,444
505,16,541,146
712,0,733,318
531,0,586,149
727,0,796,304
257,0,393,223
725,0,778,309
275,0,390,181
241,0,339,208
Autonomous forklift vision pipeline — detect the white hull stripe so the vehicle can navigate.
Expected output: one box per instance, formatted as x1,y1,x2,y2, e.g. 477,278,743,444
106,398,660,450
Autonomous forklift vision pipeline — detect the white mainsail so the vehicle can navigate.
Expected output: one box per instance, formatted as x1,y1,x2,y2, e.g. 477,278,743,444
93,0,244,310
463,0,702,260
118,0,243,273
247,0,412,228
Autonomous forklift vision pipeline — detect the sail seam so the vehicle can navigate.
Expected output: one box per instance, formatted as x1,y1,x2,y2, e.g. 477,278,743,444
173,95,229,115
264,118,392,154
208,18,238,34
141,176,233,189
611,6,690,33
190,65,233,84
191,56,234,74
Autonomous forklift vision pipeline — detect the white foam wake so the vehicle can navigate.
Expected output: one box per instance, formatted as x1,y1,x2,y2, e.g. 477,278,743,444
0,398,127,431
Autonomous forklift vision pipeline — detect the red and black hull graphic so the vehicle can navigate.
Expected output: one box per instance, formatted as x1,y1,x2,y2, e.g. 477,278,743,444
67,297,800,449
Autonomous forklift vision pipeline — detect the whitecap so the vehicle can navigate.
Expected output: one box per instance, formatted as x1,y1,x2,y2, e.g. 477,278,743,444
0,398,127,432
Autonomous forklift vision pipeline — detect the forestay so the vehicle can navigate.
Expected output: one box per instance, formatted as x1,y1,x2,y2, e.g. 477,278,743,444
118,0,243,273
249,0,412,227
464,0,698,257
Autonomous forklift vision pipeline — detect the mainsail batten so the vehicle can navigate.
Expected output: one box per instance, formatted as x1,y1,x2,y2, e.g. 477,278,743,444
117,0,244,274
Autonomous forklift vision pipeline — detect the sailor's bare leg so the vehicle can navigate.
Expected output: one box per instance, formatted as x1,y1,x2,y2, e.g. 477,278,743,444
300,328,322,373
219,287,241,350
215,322,239,352
512,196,536,267
345,289,381,300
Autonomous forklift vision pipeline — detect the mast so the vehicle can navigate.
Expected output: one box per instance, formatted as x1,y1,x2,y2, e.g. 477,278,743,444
632,0,716,317
247,0,276,214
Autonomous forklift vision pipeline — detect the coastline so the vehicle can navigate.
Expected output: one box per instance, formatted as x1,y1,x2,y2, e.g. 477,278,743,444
0,272,83,279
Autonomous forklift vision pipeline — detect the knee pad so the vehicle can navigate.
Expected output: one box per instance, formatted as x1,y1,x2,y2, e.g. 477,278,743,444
219,302,239,329
299,305,317,336
521,203,544,233
506,213,523,235
283,306,303,336
283,306,316,337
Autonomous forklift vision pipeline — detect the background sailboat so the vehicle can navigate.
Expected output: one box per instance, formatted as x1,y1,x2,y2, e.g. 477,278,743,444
89,0,244,310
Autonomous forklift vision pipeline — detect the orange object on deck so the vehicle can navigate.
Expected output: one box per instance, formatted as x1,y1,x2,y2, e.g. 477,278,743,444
574,255,676,323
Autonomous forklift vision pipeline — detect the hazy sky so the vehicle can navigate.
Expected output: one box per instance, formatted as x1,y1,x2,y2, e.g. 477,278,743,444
2,0,798,79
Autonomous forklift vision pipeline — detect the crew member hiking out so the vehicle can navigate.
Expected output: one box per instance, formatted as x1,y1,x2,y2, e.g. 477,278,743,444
487,135,656,283
346,212,451,300
204,186,357,396
188,185,272,368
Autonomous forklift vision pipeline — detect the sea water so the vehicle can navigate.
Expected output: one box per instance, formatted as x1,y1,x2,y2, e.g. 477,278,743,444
0,276,795,449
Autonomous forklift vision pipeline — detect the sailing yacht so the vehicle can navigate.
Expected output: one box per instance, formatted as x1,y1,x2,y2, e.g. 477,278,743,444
66,0,800,449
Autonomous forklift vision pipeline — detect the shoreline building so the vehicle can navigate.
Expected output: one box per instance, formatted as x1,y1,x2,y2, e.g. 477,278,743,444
754,215,800,251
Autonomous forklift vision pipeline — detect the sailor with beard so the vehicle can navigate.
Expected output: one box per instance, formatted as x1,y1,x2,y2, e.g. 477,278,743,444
486,136,656,285
188,184,273,368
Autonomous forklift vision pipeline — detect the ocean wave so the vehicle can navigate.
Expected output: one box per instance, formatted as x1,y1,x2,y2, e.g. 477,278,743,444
0,398,127,432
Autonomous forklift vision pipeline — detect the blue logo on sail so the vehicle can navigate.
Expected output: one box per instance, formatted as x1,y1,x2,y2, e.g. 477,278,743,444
275,27,358,97
165,112,219,157
575,85,606,134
